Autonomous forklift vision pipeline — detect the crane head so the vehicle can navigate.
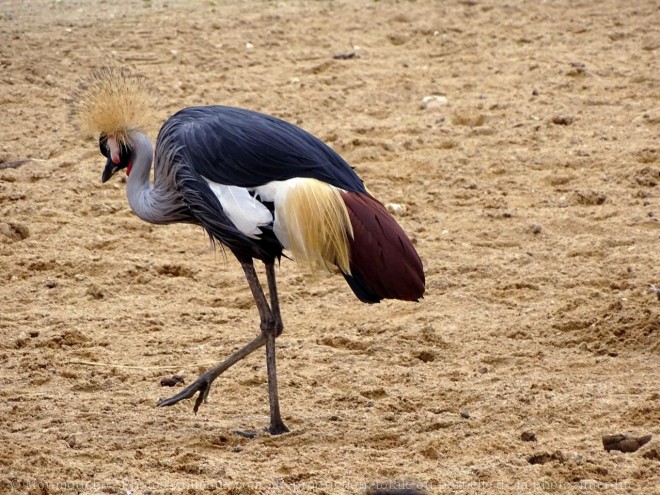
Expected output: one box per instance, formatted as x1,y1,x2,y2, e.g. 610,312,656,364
100,133,132,182
70,67,159,181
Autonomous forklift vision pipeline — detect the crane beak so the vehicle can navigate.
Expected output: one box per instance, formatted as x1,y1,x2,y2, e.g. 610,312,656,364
102,157,123,183
100,134,125,183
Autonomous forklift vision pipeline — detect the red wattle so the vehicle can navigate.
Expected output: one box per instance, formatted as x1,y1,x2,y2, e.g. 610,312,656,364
126,161,133,176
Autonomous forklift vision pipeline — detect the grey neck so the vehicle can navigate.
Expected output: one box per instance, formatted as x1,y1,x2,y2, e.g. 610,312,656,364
126,131,166,224
124,130,191,226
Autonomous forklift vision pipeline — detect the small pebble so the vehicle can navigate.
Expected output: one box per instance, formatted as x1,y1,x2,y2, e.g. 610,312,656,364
551,115,574,126
528,450,565,465
415,350,435,363
649,285,660,300
521,430,537,442
160,375,185,387
7,222,30,241
602,433,652,453
86,284,105,299
460,411,470,419
234,430,258,439
333,52,357,60
422,95,449,109
386,203,407,216
532,224,543,235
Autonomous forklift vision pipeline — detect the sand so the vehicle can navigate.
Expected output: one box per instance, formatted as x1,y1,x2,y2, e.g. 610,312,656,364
0,0,658,493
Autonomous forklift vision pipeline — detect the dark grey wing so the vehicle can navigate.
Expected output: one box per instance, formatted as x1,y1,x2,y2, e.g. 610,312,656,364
159,106,367,192
176,166,282,263
155,121,282,263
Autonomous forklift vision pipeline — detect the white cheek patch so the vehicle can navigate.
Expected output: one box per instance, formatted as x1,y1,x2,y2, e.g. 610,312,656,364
108,136,121,164
204,179,273,239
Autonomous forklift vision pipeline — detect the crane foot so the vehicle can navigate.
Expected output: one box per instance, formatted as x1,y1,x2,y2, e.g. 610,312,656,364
156,334,267,414
157,373,212,413
267,420,290,436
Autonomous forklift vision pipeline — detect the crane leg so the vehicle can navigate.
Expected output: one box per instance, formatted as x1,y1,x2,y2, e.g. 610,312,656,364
158,260,289,435
243,261,289,435
265,263,284,336
263,262,288,434
157,333,266,412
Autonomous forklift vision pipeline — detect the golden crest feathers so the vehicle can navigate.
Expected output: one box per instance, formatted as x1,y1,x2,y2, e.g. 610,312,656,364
70,67,159,146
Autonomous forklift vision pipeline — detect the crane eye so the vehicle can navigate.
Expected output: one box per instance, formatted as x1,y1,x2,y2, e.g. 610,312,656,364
99,133,109,158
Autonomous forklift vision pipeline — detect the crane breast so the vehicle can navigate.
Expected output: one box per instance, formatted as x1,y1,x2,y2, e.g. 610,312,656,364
204,179,273,239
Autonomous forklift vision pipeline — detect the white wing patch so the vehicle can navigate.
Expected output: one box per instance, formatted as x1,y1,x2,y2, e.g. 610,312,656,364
204,178,273,238
254,178,306,250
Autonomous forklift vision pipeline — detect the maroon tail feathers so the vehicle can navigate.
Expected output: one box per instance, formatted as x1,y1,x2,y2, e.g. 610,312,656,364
340,192,425,304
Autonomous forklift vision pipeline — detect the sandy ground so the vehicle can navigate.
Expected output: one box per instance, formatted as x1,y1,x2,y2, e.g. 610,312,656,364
1,0,659,493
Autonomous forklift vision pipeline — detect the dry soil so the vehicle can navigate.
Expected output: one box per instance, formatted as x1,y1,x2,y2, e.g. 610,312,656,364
1,1,659,494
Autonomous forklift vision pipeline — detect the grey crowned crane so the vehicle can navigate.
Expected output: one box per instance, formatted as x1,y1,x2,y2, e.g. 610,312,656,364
72,68,425,434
